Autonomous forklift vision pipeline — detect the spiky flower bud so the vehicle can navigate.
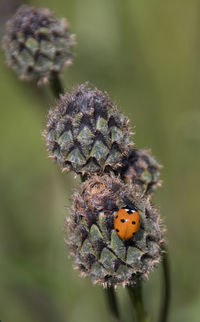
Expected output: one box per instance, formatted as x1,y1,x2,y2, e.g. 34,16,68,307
44,84,132,175
3,5,75,84
66,174,164,287
118,148,162,193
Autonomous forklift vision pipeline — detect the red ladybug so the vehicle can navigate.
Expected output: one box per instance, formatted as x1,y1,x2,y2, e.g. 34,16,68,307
114,206,140,240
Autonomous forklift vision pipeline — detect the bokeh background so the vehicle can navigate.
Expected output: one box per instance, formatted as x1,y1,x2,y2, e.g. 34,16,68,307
1,0,200,321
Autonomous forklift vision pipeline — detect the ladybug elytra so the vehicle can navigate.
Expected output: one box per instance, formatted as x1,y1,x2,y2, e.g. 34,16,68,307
114,206,140,240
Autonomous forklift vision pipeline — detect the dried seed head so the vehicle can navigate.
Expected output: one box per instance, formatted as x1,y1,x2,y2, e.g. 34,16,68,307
44,84,133,175
2,5,75,84
118,148,162,193
66,174,165,287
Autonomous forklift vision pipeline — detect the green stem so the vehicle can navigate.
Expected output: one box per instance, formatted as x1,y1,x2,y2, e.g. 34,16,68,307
127,280,149,322
104,287,120,322
159,244,171,322
50,72,64,98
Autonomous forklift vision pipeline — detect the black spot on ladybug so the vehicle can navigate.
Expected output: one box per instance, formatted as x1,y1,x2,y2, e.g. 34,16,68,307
116,229,119,232
116,215,118,219
121,219,125,223
132,221,136,225
132,232,136,236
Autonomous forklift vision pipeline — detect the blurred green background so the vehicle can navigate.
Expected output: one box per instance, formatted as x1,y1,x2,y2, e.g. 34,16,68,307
1,0,200,321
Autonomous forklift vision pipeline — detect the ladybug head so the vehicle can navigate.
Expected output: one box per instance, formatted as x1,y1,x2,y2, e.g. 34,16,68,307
122,205,137,212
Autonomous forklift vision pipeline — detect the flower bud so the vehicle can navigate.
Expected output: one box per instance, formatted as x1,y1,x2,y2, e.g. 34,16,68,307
118,148,162,193
3,5,75,84
44,84,133,175
66,174,165,287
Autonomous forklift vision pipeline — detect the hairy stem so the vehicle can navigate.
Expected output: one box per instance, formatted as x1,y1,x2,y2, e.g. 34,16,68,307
127,281,149,322
159,244,171,322
50,72,64,98
104,287,120,322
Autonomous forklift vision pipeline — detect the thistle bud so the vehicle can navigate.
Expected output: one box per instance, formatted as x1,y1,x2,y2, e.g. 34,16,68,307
66,174,165,287
118,148,162,193
44,84,133,175
3,5,75,84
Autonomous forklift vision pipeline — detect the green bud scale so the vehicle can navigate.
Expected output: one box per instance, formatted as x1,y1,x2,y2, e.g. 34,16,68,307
66,174,165,287
3,5,75,84
118,148,162,193
44,84,133,175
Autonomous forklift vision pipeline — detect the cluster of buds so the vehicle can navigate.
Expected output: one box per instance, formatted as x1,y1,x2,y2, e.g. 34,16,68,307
44,83,165,287
3,5,164,288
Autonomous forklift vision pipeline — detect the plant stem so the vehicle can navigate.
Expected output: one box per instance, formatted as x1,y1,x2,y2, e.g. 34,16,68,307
127,280,149,322
104,286,120,322
159,244,171,322
50,72,64,98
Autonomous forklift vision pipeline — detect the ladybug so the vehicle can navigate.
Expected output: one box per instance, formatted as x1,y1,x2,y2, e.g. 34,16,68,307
114,206,141,240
